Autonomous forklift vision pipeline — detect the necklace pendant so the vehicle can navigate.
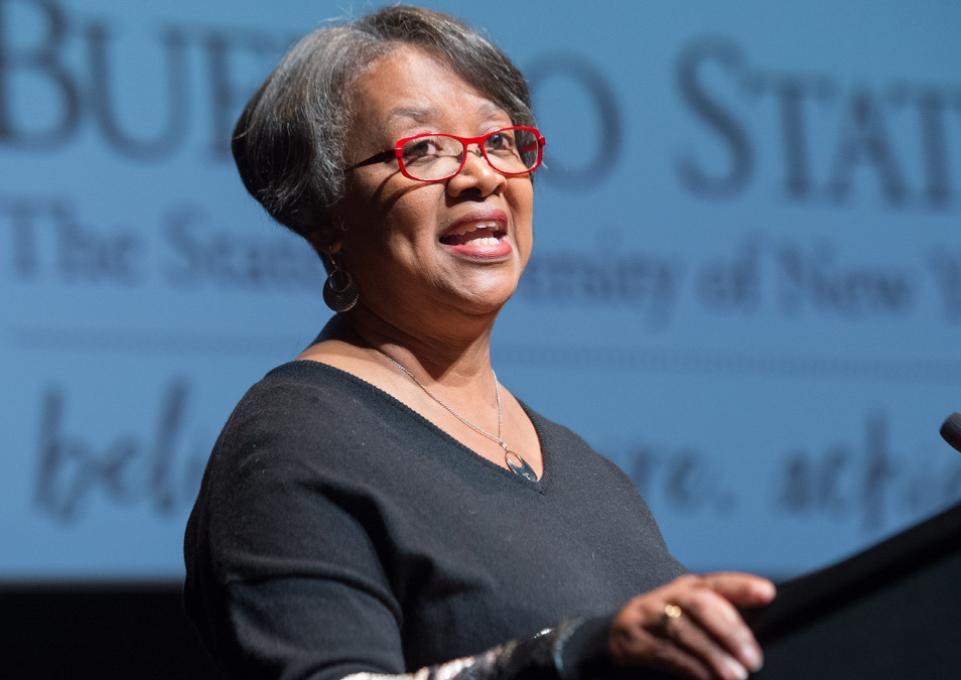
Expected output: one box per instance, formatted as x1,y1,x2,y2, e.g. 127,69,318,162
505,449,538,483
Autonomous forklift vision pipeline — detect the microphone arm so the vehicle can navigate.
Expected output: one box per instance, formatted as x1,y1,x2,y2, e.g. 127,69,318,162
939,413,961,454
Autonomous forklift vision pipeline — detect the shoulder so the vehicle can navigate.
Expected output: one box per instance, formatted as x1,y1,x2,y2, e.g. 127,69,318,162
212,360,392,466
184,363,406,654
186,361,398,578
226,360,383,428
193,361,402,535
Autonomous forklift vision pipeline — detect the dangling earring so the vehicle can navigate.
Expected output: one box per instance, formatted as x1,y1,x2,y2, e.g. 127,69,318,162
322,252,359,312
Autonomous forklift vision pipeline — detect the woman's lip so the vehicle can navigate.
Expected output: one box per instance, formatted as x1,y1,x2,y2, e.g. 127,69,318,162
440,234,513,259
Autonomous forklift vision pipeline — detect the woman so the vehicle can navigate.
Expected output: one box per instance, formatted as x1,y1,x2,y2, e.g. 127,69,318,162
184,6,775,680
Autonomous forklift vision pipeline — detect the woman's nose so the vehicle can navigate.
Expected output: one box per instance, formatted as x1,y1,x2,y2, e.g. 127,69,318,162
447,145,506,196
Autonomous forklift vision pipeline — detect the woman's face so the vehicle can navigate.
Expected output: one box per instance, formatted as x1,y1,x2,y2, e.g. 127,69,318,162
332,46,534,326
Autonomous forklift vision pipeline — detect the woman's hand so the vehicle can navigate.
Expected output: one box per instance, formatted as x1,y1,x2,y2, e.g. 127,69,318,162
608,573,775,680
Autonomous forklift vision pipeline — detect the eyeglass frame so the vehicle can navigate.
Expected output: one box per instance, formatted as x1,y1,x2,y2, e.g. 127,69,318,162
346,125,547,183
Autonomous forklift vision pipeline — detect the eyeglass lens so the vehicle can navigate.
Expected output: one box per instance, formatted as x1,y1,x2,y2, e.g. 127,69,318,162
399,127,541,181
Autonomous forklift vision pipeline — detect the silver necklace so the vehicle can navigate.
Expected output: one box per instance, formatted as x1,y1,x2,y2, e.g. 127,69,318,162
375,350,539,482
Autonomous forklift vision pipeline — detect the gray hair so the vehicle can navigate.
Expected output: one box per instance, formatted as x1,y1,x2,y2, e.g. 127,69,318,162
232,5,535,245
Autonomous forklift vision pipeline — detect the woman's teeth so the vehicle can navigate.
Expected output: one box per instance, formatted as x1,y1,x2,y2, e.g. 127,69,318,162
440,225,504,246
447,221,499,237
468,236,501,245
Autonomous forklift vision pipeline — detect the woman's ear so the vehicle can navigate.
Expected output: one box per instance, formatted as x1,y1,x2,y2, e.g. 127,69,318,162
305,219,346,257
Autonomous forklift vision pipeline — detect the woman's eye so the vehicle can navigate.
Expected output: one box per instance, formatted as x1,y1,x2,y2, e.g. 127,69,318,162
403,137,447,164
485,132,516,153
406,140,435,157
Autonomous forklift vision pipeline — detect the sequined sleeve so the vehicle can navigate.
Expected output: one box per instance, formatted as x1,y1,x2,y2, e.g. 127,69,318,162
341,617,611,680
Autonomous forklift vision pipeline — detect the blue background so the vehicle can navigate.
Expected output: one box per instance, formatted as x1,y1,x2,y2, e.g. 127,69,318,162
2,0,960,581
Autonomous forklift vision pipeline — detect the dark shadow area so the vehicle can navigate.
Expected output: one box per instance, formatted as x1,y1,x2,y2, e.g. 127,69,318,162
0,582,223,679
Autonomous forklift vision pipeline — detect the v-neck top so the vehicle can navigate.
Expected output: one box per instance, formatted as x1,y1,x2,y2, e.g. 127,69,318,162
184,361,685,679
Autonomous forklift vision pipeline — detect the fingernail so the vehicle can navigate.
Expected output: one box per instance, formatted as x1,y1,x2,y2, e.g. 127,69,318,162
725,657,748,680
741,644,763,672
757,581,776,598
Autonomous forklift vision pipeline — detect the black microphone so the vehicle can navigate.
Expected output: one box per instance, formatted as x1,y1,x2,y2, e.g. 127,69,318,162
939,413,961,454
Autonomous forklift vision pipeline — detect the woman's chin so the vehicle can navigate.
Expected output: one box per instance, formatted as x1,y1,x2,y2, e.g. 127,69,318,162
443,278,519,316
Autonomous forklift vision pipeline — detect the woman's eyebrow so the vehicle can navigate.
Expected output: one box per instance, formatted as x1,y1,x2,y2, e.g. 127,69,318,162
385,106,436,125
475,100,502,115
385,101,506,128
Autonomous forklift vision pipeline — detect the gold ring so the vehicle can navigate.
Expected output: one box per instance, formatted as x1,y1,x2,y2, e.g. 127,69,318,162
661,603,683,628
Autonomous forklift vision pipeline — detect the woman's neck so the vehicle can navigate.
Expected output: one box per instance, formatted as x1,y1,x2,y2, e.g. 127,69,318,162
318,308,497,391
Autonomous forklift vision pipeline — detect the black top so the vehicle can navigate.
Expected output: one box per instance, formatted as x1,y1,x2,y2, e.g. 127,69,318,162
184,361,684,679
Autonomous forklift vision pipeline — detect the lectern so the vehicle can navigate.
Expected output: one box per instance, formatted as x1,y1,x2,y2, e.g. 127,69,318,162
745,500,961,679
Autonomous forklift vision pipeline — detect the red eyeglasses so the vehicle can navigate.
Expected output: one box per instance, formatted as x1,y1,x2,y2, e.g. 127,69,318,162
347,126,546,183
